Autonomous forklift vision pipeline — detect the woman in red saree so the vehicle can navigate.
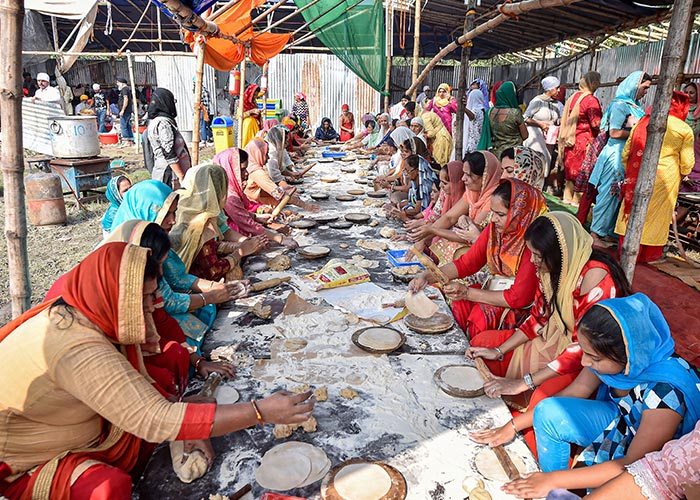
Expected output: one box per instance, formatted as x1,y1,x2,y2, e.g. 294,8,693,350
0,243,314,500
409,179,546,339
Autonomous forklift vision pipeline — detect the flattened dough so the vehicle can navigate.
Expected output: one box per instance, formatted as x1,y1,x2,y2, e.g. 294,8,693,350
267,255,291,271
264,441,329,487
404,291,439,318
474,447,527,482
439,366,483,391
255,452,311,491
357,328,402,350
214,385,240,404
334,463,392,500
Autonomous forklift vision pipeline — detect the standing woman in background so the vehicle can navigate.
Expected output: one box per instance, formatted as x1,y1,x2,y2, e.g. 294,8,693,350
241,84,263,148
681,81,700,192
425,83,458,135
523,76,562,179
338,104,355,142
490,81,528,160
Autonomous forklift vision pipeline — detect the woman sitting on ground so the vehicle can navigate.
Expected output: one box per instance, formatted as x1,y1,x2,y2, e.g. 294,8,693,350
265,127,302,183
314,117,340,142
214,148,298,248
409,117,426,143
493,294,700,499
373,128,417,192
409,178,546,337
386,154,437,221
468,211,632,455
500,145,546,189
0,242,315,500
101,174,131,238
244,139,320,212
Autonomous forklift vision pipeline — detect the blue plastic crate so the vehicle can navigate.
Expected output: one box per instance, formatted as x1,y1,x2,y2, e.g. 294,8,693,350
321,151,346,158
386,249,425,268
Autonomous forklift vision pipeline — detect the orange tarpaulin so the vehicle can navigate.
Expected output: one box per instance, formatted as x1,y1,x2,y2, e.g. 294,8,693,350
185,0,291,70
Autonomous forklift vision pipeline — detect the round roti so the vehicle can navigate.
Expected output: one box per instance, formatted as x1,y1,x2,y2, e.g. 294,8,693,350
255,452,311,491
357,327,403,350
334,462,392,500
214,385,240,404
440,366,483,391
474,447,527,482
264,442,330,487
404,291,439,318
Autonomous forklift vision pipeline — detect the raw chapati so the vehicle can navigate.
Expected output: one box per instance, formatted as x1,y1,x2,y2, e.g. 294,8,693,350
214,385,240,404
263,442,330,487
357,327,402,350
334,463,392,500
439,366,483,391
474,447,527,482
404,291,438,318
255,452,311,491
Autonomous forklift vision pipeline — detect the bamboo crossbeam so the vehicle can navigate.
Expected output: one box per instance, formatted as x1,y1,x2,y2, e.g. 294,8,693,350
22,50,196,57
252,0,322,39
234,0,289,37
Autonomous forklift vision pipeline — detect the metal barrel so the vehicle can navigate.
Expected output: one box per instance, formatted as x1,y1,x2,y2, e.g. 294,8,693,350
25,172,67,226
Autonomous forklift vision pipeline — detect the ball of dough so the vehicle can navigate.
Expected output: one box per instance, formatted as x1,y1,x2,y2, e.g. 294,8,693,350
301,416,317,432
379,226,397,239
313,386,328,402
292,384,310,393
340,243,349,248
273,423,297,439
169,441,209,484
340,387,359,399
469,479,492,500
267,255,291,271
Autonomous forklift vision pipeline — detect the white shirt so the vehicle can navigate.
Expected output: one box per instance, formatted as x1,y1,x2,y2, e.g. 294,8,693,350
34,85,62,104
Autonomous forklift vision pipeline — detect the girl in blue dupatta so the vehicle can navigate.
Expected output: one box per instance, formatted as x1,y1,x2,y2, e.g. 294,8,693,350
588,71,651,248
109,180,243,351
100,175,131,237
502,293,700,499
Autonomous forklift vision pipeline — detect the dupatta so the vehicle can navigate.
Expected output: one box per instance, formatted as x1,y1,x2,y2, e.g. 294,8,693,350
463,151,503,226
511,145,546,189
443,161,467,214
558,71,600,149
110,180,178,231
101,175,128,231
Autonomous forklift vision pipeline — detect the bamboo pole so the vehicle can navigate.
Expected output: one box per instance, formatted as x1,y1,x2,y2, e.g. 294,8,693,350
252,0,323,38
158,0,219,36
406,0,582,96
384,1,392,112
620,0,694,282
285,0,365,48
453,2,476,160
234,0,289,37
207,0,243,21
126,52,139,153
157,6,163,52
192,37,206,165
410,0,421,101
22,50,196,57
0,0,31,316
236,57,247,148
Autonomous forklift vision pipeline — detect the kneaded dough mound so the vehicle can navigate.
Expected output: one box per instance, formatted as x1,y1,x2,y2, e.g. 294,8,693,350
267,255,291,271
313,386,328,402
291,384,310,393
273,416,318,439
301,415,317,432
340,387,359,399
379,226,397,239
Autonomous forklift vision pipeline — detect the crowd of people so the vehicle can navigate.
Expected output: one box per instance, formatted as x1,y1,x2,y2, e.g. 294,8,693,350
4,69,700,499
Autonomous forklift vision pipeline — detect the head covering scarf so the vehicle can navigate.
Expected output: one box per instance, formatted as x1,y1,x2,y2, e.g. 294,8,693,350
466,88,493,151
169,164,228,270
101,175,129,231
559,71,601,149
245,138,269,174
243,84,260,112
390,126,416,149
467,88,485,113
490,80,504,106
541,76,561,92
110,180,178,230
601,70,646,130
433,83,453,108
364,119,381,147
404,136,431,163
685,82,700,120
411,116,424,129
470,79,490,109
265,126,287,171
621,90,690,222
495,81,519,109
539,211,593,335
377,112,391,136
487,178,547,277
444,160,467,214
257,119,280,137
590,293,700,436
215,147,256,211
464,151,503,225
147,88,177,120
511,145,546,189
316,117,339,141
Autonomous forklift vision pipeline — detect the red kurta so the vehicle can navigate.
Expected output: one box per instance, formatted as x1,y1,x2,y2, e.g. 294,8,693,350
562,92,602,182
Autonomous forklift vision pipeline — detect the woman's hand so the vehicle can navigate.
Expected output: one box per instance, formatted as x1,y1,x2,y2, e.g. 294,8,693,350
257,390,316,425
197,359,236,379
206,280,248,304
483,376,528,398
281,236,299,249
465,346,502,361
469,423,516,447
303,202,321,213
453,224,480,244
408,224,434,242
408,273,430,294
502,472,556,499
225,280,249,299
443,282,469,301
404,218,427,232
238,235,268,257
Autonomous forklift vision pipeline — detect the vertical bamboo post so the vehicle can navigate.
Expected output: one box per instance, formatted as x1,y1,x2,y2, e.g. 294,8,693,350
261,60,269,125
126,52,140,153
410,0,421,101
620,0,694,282
157,5,163,52
384,1,392,112
236,57,247,148
0,0,31,316
453,1,476,160
192,36,206,165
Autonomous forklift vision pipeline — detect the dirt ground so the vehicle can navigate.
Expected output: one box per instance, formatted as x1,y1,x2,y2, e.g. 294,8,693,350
0,142,217,323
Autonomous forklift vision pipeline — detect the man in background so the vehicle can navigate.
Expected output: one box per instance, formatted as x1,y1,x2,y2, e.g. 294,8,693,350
116,77,134,147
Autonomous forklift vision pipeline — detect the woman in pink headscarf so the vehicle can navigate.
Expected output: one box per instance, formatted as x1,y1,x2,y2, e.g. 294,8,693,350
292,92,309,129
214,147,298,248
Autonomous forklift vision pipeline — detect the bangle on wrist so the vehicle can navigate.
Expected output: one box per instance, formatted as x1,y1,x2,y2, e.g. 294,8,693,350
510,419,519,435
199,292,207,306
194,357,205,372
523,372,536,391
250,400,265,425
494,347,504,361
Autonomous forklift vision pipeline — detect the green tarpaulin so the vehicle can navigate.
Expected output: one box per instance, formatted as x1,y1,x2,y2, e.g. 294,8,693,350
293,0,386,93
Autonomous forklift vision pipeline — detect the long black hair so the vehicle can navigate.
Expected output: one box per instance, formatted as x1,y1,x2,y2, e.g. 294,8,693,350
492,180,512,209
577,305,628,366
139,222,171,262
463,151,486,176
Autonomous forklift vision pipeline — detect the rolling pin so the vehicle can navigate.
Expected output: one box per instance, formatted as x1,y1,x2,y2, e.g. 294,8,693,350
299,161,317,177
408,247,450,285
249,276,291,293
270,187,297,220
199,372,223,397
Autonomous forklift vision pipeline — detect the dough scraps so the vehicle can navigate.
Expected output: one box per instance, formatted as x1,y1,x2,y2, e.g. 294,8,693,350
214,385,240,404
357,327,403,350
474,447,527,482
272,416,317,439
439,366,483,391
340,243,349,248
267,255,291,271
314,386,328,401
292,384,311,393
340,387,359,399
462,478,492,499
404,291,439,318
369,220,379,227
334,463,392,500
392,265,422,275
255,452,311,491
379,227,397,239
357,239,389,252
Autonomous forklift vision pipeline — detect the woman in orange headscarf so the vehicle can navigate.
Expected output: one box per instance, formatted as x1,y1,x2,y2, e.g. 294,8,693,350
241,84,263,148
615,90,695,262
0,243,314,500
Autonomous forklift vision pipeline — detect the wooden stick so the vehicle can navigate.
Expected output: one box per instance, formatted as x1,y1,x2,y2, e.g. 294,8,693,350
191,37,206,164
473,357,494,383
409,247,449,285
126,53,139,153
198,372,222,397
249,276,291,293
270,187,296,220
299,162,317,177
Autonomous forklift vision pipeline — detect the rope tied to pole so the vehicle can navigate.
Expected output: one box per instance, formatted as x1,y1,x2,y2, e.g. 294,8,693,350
497,0,519,19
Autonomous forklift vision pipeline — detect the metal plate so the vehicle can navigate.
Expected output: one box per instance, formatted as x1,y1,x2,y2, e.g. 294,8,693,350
321,459,407,500
289,219,317,229
347,189,365,195
335,195,357,202
367,190,388,198
351,326,406,354
297,245,331,259
433,365,485,398
313,214,340,224
354,178,369,184
403,312,454,334
345,212,371,223
310,192,330,200
320,176,339,183
340,166,357,173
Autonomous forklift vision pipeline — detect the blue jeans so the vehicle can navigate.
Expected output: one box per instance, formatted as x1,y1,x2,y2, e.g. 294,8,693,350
200,115,212,142
120,113,134,141
96,109,107,133
533,397,618,472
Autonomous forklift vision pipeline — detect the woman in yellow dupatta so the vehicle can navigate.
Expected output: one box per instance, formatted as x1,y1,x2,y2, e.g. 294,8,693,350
421,111,454,167
169,163,267,281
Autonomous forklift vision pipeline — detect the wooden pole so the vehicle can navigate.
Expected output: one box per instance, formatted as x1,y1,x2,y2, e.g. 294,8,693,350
157,6,163,52
126,52,139,153
192,37,206,165
410,0,421,101
453,1,476,160
236,57,247,148
207,0,243,21
234,0,289,37
384,2,392,112
0,0,31,316
406,0,582,96
620,0,694,282
252,0,323,38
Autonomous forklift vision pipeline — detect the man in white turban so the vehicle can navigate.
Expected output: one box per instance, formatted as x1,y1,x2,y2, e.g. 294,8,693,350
523,74,563,171
31,72,62,105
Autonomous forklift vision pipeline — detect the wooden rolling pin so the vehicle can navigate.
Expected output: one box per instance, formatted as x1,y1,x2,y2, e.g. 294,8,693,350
270,187,297,220
249,276,291,293
199,372,222,397
408,247,450,285
299,161,317,177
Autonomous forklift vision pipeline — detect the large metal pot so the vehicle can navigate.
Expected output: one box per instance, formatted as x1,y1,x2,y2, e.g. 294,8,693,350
48,115,100,158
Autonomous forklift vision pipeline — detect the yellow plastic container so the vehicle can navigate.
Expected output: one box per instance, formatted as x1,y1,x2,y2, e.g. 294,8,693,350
211,116,234,153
